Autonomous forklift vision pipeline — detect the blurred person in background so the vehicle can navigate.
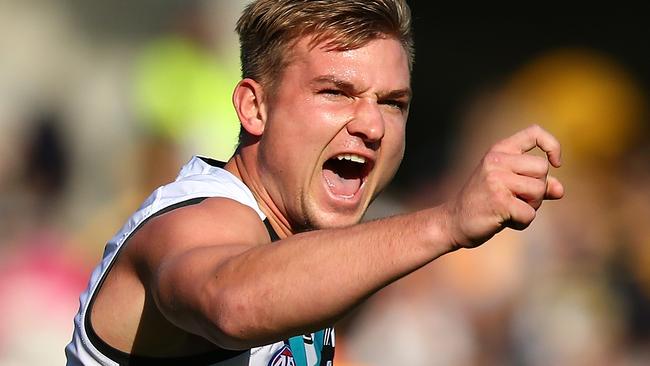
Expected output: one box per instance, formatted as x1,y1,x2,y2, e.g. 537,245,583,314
131,0,243,162
343,48,650,366
0,1,248,364
73,0,247,265
65,1,565,366
0,111,92,365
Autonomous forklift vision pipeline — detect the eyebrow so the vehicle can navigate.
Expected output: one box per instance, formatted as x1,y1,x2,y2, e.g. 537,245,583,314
311,75,412,101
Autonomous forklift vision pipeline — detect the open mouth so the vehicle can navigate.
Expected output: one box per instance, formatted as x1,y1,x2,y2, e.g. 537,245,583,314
322,154,373,198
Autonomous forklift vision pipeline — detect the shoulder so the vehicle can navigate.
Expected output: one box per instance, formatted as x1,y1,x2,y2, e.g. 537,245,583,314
128,197,270,269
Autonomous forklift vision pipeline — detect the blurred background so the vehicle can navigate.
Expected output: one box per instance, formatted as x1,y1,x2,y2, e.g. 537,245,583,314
0,1,648,365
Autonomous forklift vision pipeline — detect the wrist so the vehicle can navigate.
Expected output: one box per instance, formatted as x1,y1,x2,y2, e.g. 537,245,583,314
423,204,462,254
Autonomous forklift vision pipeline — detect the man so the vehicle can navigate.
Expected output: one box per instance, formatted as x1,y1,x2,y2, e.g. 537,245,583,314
66,0,564,365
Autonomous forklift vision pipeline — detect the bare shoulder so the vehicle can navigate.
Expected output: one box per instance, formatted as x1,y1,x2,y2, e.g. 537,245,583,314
90,197,271,354
128,197,271,269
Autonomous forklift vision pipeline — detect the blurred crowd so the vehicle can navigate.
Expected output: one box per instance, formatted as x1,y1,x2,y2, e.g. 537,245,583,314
0,1,648,365
0,1,244,364
343,48,650,366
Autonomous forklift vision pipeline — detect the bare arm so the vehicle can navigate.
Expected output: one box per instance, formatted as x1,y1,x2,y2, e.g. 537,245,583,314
137,124,563,350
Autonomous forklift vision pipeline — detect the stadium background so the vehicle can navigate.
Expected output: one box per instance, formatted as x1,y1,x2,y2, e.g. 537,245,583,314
0,1,648,365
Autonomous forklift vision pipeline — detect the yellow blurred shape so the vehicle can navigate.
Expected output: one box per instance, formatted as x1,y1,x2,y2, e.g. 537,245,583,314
133,35,241,160
505,49,646,165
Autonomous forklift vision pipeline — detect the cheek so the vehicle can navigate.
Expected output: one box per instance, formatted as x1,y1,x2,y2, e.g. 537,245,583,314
282,98,347,140
376,123,406,184
385,121,407,159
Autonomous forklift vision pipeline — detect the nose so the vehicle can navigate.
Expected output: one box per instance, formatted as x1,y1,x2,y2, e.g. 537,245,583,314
346,98,385,145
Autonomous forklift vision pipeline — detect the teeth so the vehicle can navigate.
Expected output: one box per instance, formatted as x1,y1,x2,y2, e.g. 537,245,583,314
335,154,366,164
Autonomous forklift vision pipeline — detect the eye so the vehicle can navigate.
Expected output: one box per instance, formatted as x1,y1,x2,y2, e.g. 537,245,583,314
319,88,346,97
380,99,408,112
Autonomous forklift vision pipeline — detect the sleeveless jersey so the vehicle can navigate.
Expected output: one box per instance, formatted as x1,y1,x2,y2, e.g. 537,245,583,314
65,156,335,366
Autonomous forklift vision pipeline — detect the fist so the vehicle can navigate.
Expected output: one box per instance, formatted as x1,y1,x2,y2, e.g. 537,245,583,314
444,124,564,249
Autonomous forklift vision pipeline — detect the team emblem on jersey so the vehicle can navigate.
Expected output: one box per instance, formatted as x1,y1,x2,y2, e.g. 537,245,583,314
269,344,295,366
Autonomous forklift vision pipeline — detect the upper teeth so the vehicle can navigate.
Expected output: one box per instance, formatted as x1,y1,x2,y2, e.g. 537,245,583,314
336,154,366,164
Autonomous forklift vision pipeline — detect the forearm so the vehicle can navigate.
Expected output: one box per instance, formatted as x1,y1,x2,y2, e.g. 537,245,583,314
202,205,455,348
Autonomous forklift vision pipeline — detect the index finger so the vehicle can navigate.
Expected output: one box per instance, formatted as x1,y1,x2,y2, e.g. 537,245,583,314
493,124,562,168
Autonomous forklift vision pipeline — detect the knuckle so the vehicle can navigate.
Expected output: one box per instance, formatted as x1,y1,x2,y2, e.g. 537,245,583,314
483,151,502,167
532,156,549,175
485,170,504,192
540,160,550,176
528,124,545,136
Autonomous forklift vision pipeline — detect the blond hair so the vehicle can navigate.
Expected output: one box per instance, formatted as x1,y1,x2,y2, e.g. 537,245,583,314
234,0,414,146
235,0,414,91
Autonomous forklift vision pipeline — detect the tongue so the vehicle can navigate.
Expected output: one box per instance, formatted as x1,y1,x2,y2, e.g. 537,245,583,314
323,168,361,197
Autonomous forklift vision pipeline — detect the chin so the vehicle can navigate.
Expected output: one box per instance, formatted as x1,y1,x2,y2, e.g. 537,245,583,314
301,205,367,231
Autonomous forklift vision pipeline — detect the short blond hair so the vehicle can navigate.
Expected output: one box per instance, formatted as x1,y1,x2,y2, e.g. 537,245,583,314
235,0,414,91
234,0,414,146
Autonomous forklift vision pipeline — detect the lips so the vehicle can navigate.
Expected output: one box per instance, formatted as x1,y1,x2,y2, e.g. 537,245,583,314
322,153,374,198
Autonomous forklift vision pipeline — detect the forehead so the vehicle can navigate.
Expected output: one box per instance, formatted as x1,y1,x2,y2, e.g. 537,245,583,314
285,36,411,90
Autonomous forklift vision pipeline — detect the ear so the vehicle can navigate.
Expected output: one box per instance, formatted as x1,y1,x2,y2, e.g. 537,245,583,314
232,78,267,137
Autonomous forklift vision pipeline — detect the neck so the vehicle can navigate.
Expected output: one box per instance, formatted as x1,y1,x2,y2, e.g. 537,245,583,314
224,149,295,239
